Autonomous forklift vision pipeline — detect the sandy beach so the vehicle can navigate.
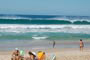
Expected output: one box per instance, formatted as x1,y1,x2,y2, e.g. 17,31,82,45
0,48,90,60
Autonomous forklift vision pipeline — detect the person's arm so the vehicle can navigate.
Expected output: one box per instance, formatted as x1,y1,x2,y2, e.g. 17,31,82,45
43,54,46,60
12,52,15,57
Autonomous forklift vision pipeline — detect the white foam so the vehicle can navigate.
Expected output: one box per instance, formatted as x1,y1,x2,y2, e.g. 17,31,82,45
32,36,48,40
0,24,90,34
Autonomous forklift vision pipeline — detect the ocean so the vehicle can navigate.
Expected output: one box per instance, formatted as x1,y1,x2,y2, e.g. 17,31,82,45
0,14,90,51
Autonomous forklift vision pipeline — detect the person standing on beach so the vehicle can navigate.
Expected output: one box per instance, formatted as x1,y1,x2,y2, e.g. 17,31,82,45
53,41,55,48
80,39,84,51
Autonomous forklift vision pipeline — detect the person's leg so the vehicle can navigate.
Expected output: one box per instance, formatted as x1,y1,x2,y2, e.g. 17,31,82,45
53,44,55,48
80,46,81,51
12,56,16,60
80,46,83,51
82,47,83,51
11,58,13,60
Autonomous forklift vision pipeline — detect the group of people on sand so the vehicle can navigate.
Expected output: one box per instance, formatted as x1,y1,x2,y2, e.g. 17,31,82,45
11,39,84,60
11,48,46,60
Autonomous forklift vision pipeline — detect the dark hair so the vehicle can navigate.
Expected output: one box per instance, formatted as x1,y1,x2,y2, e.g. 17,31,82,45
43,52,45,54
80,39,82,41
28,51,32,55
28,51,36,57
16,50,19,53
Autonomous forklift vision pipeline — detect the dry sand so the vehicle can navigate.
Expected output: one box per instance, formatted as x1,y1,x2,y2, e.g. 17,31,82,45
0,48,90,60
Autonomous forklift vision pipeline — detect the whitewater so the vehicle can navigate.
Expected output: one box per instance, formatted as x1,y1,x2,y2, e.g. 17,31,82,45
0,24,90,34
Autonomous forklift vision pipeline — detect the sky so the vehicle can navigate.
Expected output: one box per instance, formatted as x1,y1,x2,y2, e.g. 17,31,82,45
0,0,90,16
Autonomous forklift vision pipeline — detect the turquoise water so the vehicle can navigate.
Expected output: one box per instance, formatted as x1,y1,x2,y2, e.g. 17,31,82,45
0,14,90,50
0,32,90,41
0,19,90,24
0,14,90,24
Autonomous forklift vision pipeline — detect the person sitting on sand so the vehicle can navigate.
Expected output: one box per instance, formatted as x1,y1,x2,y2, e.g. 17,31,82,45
80,39,84,51
11,48,20,60
25,51,37,60
37,51,46,60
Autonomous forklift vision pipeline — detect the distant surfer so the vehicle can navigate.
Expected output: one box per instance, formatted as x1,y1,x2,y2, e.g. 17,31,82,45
80,39,84,51
53,41,55,48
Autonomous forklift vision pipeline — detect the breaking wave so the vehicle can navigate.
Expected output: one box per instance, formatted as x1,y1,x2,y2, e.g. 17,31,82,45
0,14,90,24
0,24,90,34
0,19,90,24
